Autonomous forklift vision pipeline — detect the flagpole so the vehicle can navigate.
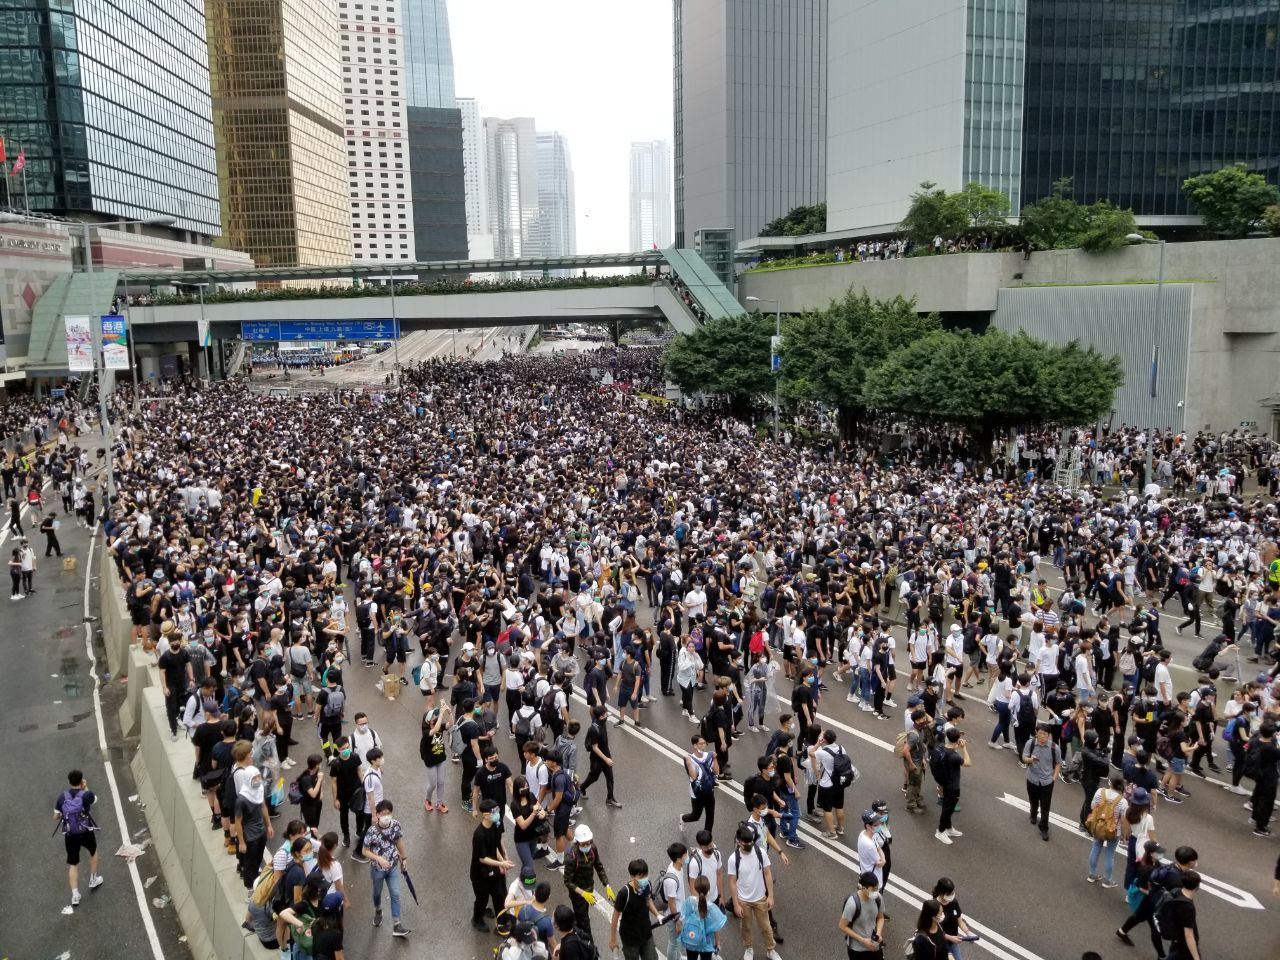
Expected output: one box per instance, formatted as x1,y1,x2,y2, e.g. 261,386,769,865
19,143,29,212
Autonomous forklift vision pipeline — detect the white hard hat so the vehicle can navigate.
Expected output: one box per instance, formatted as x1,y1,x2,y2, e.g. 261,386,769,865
573,824,593,844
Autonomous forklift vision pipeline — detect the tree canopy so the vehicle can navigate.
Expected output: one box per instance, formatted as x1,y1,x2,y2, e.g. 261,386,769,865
661,312,775,415
759,203,827,237
778,291,940,431
863,328,1123,444
1183,165,1280,238
1019,177,1143,252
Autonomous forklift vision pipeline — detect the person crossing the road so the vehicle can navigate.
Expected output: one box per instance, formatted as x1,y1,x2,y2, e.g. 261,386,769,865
562,823,613,946
680,734,718,833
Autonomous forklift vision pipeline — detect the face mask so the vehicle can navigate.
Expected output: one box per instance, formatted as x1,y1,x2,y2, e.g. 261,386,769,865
378,815,392,828
636,878,650,891
578,844,591,854
169,644,181,653
302,853,315,865
880,814,889,824
357,722,369,732
490,810,502,826
938,894,953,904
339,749,352,759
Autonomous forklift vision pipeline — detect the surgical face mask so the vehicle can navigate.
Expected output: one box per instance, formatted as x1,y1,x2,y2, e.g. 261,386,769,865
879,814,889,824
938,894,953,904
356,722,369,732
577,844,591,854
378,815,392,828
302,852,315,864
490,810,502,826
636,878,650,891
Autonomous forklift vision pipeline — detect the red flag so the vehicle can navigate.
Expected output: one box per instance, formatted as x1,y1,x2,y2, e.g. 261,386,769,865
10,149,24,175
0,137,6,164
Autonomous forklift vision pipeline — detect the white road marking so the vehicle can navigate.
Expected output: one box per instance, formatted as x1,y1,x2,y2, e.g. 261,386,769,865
81,533,168,958
995,792,1264,910
569,689,1050,960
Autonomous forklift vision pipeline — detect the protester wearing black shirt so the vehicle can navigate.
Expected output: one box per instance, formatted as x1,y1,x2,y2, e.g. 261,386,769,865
158,638,193,739
471,747,512,818
470,799,513,931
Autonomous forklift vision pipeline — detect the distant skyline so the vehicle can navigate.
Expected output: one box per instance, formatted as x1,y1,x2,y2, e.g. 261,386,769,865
446,0,673,255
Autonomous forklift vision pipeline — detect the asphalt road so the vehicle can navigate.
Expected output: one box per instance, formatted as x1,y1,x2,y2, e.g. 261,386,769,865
297,598,1278,960
0,492,190,960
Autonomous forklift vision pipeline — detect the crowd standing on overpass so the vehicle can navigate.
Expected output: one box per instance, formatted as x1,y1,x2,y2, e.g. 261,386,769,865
17,344,1280,960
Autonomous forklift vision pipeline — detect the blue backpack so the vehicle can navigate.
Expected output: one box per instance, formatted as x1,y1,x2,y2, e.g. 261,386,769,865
59,790,95,835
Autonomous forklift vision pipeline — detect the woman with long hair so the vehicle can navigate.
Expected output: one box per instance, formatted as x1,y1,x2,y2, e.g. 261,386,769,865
317,831,347,907
677,874,726,959
910,898,949,960
1116,839,1164,956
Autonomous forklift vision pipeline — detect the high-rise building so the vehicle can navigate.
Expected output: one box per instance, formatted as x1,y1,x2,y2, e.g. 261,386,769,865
629,140,672,251
673,0,828,246
826,1,1280,233
206,0,351,265
534,132,576,259
484,117,538,259
402,0,466,261
0,0,222,241
458,98,494,259
338,0,415,263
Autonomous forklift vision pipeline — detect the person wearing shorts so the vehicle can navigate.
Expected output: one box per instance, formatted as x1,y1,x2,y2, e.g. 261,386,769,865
811,730,847,838
55,769,103,907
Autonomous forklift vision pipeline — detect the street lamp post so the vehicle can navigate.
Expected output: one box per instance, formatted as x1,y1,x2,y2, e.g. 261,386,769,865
0,212,175,500
1126,233,1166,488
746,295,782,439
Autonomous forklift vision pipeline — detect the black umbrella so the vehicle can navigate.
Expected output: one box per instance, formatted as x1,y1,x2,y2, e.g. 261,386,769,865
400,865,419,905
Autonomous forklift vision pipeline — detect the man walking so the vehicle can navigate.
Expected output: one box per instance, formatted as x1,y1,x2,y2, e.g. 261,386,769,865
933,728,971,845
1022,722,1062,841
580,704,622,808
470,798,513,932
727,824,781,960
40,511,61,558
363,799,412,937
54,769,102,909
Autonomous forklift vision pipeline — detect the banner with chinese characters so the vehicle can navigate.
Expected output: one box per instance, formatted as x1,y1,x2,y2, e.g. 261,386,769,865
101,315,129,370
64,314,93,371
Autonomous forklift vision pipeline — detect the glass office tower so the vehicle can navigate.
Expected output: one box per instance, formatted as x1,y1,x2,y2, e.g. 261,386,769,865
205,0,351,266
0,0,221,238
1020,1,1280,217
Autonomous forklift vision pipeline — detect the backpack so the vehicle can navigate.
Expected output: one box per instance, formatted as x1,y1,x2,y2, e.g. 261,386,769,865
1174,569,1190,588
928,743,951,787
59,790,95,835
514,707,536,739
288,647,308,679
448,716,466,757
1085,789,1120,841
730,835,765,876
1151,888,1180,940
1140,656,1159,684
321,687,346,720
823,745,858,788
538,687,559,727
688,752,716,795
1241,736,1263,779
699,710,715,743
558,930,600,960
1155,729,1174,761
894,730,910,759
553,769,580,804
1014,691,1037,730
948,579,963,601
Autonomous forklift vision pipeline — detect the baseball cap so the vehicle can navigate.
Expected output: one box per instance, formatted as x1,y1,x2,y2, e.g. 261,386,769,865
321,890,345,912
861,810,879,826
520,865,537,886
1131,787,1152,805
1143,840,1165,856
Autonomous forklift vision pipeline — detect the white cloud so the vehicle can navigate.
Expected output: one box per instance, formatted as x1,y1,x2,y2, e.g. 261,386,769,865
447,0,674,255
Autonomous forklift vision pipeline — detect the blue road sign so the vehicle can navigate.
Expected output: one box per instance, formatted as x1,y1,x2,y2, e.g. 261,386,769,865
240,320,398,342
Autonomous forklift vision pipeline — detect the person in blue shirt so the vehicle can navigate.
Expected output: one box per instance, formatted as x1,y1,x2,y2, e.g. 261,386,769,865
678,874,727,959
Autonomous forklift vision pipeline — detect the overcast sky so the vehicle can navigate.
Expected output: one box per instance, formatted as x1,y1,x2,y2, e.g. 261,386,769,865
447,0,674,255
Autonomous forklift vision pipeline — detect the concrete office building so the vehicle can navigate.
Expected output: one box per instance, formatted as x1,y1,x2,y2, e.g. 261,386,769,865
534,132,576,260
338,0,414,263
673,0,828,246
484,117,538,260
458,98,494,260
826,1,1280,234
403,0,467,261
630,140,672,252
0,0,222,242
207,0,351,266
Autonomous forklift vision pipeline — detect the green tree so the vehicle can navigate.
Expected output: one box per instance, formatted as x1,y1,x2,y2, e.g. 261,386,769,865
864,329,1123,456
1183,164,1280,238
779,291,941,438
955,181,1011,231
1020,177,1141,252
759,203,827,237
898,182,969,247
661,313,775,416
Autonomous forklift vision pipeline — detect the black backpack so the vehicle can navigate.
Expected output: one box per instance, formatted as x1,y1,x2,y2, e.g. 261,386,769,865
1140,656,1159,684
928,743,951,786
538,687,559,727
823,745,858,788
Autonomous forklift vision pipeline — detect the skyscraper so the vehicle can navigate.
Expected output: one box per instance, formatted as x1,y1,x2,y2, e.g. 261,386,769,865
484,117,538,259
535,132,576,259
673,0,828,246
458,98,493,260
339,0,414,263
0,0,222,239
825,1,1280,233
402,0,467,261
629,141,672,251
206,0,351,265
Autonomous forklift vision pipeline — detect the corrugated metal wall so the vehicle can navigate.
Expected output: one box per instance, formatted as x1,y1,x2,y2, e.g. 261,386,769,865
991,283,1193,430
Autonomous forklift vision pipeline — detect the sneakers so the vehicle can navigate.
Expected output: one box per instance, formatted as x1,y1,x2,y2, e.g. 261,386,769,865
934,830,953,845
845,694,857,703
1158,789,1182,804
88,874,104,890
1175,786,1191,797
71,889,82,906
1100,880,1119,889
686,713,699,724
883,698,897,708
1115,929,1135,946
606,798,623,808
987,741,1002,750
351,852,370,864
743,949,754,960
946,828,963,838
373,908,383,927
784,838,806,850
767,951,783,960
1228,785,1249,795
822,830,838,839
1253,827,1273,838
392,923,411,937
1086,874,1098,883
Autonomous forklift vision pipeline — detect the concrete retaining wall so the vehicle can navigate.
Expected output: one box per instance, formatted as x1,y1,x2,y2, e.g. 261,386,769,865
99,546,132,680
133,685,272,960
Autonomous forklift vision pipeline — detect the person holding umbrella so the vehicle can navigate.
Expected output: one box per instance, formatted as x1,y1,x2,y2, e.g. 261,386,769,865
362,799,412,938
